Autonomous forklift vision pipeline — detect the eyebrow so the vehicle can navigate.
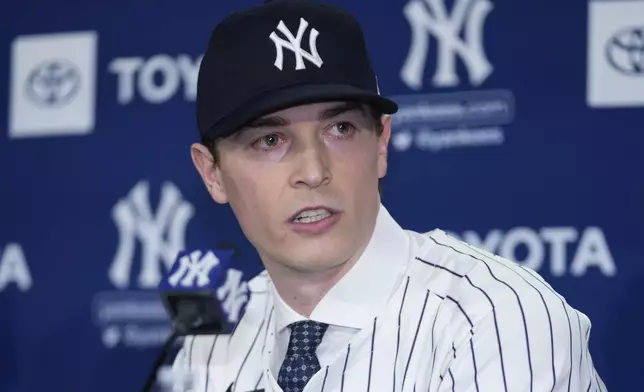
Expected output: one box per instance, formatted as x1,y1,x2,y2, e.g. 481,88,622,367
319,101,364,120
240,101,365,131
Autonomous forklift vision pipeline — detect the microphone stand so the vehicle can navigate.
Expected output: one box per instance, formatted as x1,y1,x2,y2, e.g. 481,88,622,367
140,297,228,392
140,330,179,392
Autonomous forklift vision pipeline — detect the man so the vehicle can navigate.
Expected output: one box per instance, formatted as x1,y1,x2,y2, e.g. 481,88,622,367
175,0,606,391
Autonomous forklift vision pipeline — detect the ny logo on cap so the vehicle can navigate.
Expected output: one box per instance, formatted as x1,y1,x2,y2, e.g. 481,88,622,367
269,17,323,71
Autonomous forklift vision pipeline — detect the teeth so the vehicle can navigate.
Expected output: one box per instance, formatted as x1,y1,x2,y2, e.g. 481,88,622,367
294,208,332,223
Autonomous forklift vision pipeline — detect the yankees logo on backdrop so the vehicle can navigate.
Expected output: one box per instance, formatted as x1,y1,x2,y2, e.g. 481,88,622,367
109,180,194,289
401,0,494,89
270,17,323,71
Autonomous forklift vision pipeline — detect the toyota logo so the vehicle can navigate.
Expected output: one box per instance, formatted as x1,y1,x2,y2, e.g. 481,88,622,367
605,26,644,76
25,59,81,106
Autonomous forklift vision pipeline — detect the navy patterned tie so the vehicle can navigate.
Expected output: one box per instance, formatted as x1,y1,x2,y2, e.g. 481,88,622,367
277,320,329,392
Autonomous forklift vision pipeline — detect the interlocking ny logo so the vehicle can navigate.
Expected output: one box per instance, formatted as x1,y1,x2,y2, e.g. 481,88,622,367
109,180,195,289
401,0,494,89
216,268,249,323
168,250,220,288
269,17,323,71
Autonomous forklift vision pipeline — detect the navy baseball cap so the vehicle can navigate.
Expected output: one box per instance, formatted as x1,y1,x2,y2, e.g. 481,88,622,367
196,0,398,140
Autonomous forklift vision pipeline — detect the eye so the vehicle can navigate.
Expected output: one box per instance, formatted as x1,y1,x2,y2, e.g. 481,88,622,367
331,122,356,136
251,133,284,150
260,134,279,146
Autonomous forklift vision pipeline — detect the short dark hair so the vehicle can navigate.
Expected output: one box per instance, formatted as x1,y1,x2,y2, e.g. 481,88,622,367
200,101,385,194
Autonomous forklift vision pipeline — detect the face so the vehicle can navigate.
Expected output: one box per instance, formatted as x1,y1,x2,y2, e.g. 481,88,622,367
191,101,391,275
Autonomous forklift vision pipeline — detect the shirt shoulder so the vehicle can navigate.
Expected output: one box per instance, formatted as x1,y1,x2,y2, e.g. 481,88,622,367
406,229,589,340
404,229,603,391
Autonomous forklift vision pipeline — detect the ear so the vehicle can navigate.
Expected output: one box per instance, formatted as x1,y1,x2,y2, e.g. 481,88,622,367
190,143,229,204
377,115,391,179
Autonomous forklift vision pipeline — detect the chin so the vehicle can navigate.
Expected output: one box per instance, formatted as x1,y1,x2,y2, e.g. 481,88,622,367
283,244,353,273
286,224,361,268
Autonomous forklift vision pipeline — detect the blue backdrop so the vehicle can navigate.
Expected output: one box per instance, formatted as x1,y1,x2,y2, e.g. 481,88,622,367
1,0,642,391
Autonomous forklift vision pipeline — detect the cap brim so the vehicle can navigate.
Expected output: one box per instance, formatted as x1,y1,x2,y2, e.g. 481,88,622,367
207,83,398,139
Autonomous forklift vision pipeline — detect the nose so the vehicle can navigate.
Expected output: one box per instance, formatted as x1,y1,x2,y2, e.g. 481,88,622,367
289,139,331,189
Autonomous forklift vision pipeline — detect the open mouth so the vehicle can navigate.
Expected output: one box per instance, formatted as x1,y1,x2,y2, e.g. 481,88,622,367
291,208,334,224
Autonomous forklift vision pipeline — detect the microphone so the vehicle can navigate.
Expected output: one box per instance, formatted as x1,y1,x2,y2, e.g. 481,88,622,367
159,248,250,336
141,247,250,392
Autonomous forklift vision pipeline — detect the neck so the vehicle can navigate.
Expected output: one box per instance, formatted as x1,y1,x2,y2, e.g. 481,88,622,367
267,259,358,317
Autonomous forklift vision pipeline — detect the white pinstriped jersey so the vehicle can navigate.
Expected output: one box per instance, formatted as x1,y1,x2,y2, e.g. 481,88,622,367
173,209,606,392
